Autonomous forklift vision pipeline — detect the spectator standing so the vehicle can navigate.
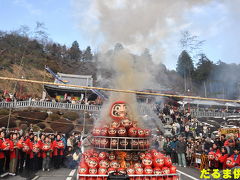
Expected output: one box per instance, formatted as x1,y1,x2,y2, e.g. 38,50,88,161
170,137,178,164
157,135,165,152
176,136,187,167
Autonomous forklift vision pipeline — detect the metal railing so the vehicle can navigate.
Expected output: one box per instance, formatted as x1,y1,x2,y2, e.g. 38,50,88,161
0,100,101,111
0,100,239,118
191,110,240,118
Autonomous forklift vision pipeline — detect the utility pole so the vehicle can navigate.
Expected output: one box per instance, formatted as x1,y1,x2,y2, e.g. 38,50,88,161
204,81,207,97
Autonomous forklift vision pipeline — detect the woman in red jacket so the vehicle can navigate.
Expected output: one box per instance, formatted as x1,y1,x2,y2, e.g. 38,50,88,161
52,134,65,169
230,147,240,166
38,134,45,170
0,131,8,177
9,133,18,176
29,135,41,171
219,146,229,169
41,136,53,172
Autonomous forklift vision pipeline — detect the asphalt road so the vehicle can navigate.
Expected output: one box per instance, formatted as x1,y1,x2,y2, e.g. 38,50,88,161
2,168,77,180
3,166,201,180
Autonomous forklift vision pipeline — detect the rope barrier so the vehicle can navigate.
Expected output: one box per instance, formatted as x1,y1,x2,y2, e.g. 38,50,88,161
0,76,240,103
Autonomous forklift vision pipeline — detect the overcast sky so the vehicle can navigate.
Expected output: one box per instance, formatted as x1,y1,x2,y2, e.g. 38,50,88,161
0,0,239,69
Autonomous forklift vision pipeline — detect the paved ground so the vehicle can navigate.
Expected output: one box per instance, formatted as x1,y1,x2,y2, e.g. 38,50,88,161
2,168,77,180
176,165,201,180
2,166,201,180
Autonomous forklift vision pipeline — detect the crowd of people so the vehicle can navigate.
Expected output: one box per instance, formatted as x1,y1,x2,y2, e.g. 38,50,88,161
153,104,240,170
0,128,81,178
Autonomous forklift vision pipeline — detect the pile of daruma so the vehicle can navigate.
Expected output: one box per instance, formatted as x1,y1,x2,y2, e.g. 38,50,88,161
91,119,151,149
78,149,178,180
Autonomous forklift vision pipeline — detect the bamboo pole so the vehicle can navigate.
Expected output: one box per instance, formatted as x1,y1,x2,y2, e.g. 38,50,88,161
0,76,239,103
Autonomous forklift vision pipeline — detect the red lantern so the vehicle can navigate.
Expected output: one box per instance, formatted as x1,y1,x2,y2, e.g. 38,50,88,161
153,157,165,168
226,157,235,168
87,157,99,168
108,128,117,137
110,101,128,121
142,156,152,167
144,129,151,137
121,119,133,129
128,127,138,137
117,127,127,137
137,128,145,137
100,138,110,148
119,139,129,149
164,157,172,167
208,152,215,161
100,127,109,136
130,139,139,149
99,160,109,168
99,152,107,160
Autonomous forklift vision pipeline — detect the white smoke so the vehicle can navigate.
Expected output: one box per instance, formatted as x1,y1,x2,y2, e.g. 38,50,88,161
72,0,212,62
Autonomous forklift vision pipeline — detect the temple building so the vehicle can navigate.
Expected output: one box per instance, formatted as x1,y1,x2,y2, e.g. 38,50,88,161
44,73,101,103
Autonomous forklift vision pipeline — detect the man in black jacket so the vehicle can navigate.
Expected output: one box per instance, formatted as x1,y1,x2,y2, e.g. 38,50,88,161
176,136,187,167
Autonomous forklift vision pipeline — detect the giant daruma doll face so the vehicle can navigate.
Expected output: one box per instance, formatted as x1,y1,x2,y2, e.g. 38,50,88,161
110,101,128,120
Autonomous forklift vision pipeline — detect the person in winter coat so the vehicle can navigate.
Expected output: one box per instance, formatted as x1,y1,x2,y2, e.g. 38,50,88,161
230,147,240,166
52,134,64,169
41,136,52,172
219,146,228,169
170,137,178,164
9,133,18,176
176,136,187,167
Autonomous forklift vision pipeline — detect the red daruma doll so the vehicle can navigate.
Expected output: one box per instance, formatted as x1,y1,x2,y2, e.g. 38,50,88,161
110,101,128,121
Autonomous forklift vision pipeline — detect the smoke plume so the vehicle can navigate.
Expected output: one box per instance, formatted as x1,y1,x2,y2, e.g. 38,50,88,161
73,0,211,61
